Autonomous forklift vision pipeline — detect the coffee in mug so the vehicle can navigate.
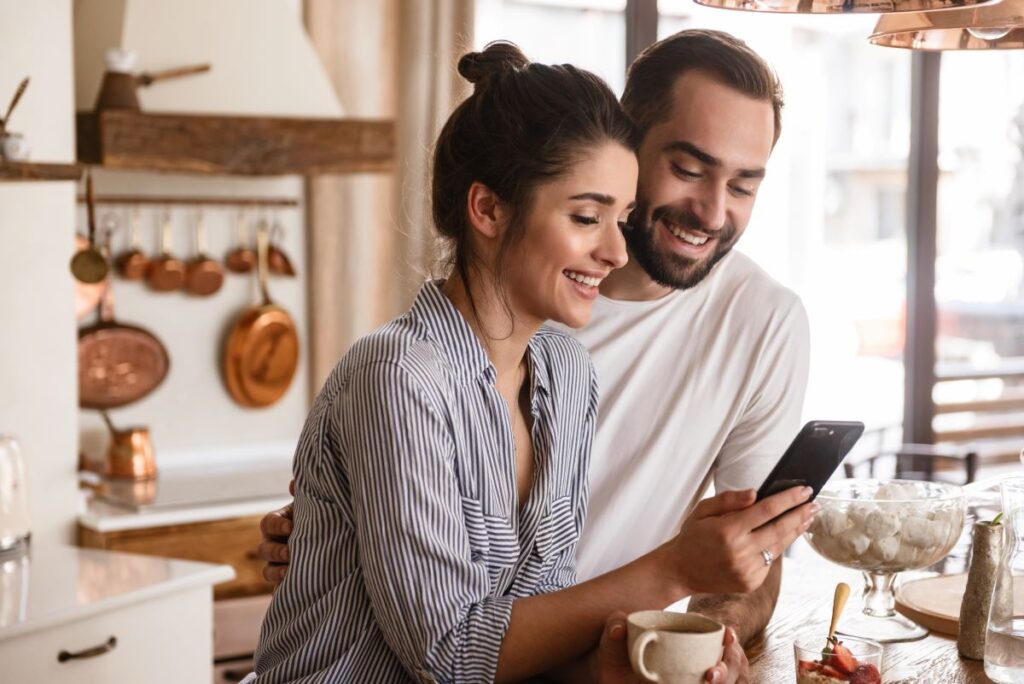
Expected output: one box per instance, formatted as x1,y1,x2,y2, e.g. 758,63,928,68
627,610,725,684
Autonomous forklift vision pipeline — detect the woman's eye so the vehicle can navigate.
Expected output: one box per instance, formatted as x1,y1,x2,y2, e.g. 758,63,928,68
571,214,600,226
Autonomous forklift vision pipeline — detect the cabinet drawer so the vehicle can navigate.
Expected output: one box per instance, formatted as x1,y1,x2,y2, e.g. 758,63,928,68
79,515,274,600
0,586,212,684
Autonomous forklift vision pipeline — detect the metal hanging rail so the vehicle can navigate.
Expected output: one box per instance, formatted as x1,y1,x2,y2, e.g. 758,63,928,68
75,195,300,208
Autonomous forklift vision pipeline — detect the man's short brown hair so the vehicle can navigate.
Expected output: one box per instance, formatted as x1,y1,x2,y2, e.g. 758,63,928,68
622,29,784,146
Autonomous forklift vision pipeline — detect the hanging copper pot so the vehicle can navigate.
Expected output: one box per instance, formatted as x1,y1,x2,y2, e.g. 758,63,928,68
78,284,170,409
222,224,299,408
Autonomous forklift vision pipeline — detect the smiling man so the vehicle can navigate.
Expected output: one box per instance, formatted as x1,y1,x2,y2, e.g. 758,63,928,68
258,30,809,683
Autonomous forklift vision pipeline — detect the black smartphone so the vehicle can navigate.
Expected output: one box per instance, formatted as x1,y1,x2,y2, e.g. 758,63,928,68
755,420,865,503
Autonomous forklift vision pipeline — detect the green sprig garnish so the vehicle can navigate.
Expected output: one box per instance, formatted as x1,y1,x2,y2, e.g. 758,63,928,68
990,513,1004,526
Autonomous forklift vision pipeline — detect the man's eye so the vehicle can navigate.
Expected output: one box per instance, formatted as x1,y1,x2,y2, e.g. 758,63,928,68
571,214,600,226
671,163,700,180
730,185,755,198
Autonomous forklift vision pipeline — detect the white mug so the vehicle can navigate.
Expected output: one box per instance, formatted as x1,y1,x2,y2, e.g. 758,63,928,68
627,611,725,684
0,133,30,161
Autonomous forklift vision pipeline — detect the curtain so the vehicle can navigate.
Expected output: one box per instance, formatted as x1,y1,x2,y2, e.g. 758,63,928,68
304,0,473,394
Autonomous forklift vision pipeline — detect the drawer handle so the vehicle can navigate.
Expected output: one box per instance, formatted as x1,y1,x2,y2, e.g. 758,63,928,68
58,636,117,662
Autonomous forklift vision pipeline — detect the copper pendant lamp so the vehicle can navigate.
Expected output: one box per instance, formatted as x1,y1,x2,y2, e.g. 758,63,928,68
692,0,996,15
869,0,1024,49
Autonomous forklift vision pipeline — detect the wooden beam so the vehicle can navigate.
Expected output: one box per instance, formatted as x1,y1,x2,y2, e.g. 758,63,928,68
0,160,83,181
77,111,394,176
626,0,659,67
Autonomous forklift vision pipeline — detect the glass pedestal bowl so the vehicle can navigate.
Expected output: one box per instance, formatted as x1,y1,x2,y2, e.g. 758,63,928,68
804,479,965,643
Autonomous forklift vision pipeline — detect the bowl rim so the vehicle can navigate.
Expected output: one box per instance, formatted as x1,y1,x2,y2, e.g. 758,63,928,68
816,478,964,503
793,633,884,658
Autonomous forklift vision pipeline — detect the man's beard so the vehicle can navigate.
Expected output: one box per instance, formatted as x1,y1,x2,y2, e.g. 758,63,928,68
622,202,739,291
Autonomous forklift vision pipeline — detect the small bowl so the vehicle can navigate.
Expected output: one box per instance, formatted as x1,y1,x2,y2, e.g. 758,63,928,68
805,479,965,573
794,634,882,683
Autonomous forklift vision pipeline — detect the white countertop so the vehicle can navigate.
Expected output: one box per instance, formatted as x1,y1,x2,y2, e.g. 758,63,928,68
78,456,293,532
0,544,235,642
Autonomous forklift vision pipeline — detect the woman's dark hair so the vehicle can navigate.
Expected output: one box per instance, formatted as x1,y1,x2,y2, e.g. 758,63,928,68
431,41,637,320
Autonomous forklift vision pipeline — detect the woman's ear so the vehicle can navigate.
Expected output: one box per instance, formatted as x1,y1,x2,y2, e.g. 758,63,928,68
466,182,508,240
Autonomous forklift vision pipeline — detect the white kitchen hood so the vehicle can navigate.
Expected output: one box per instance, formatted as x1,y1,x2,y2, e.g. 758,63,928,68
73,0,344,117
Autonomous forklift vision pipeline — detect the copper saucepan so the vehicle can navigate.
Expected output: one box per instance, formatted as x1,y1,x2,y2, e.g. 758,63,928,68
222,224,299,408
78,283,170,409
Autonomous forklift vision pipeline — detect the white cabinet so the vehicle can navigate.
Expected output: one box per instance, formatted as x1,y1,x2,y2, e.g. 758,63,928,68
0,545,233,684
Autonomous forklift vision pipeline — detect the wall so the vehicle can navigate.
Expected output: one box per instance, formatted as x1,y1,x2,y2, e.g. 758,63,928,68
0,0,81,545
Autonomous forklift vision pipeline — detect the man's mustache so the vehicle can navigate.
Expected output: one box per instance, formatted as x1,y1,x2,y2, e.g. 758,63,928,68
648,206,731,240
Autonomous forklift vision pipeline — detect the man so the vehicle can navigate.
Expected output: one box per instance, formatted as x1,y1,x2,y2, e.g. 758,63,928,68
258,29,809,682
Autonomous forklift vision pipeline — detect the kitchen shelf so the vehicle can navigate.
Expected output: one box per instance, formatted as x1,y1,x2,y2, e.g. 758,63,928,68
0,160,83,181
77,110,394,176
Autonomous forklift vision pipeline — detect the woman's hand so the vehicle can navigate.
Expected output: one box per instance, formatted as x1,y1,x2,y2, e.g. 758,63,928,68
703,627,748,684
664,487,817,596
592,613,747,684
593,612,641,683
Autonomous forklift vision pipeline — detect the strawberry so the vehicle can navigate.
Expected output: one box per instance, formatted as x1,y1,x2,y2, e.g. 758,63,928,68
847,664,881,684
819,664,847,679
799,660,823,673
827,641,858,674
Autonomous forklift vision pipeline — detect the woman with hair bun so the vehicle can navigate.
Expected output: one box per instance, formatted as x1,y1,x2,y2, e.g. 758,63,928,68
248,43,706,683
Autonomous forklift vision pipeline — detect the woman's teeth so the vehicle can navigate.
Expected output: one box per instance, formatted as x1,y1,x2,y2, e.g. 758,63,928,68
563,270,602,287
666,223,709,246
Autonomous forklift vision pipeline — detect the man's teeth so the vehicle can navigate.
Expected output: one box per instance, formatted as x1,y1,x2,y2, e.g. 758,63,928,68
665,222,709,246
563,270,602,287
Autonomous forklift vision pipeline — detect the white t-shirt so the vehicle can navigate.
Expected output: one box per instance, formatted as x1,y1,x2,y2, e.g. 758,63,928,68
556,250,810,580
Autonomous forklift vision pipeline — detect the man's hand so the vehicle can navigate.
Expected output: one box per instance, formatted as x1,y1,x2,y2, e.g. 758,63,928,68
665,487,817,596
258,480,296,585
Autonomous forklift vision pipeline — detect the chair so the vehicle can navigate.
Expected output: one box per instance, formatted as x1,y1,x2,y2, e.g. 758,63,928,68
842,443,978,485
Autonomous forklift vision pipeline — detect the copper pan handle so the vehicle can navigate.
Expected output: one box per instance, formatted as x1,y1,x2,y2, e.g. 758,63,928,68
256,219,271,305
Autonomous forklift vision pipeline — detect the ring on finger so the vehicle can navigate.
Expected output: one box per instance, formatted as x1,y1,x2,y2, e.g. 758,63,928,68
760,548,774,566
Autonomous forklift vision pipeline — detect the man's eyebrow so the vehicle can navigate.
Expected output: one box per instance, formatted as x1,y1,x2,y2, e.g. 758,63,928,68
663,140,766,179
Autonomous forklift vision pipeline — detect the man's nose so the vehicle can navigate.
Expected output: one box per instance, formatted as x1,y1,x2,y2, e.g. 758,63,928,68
690,183,727,232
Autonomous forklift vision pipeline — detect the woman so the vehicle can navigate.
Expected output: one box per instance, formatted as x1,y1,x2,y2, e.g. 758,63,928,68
251,42,638,683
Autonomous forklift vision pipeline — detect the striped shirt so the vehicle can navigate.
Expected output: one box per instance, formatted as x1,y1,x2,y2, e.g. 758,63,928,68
253,281,598,684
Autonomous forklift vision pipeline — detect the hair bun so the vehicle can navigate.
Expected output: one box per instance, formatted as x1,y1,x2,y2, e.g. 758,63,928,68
458,41,530,86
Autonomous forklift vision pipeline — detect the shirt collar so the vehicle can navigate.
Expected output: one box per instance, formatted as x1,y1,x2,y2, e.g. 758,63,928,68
410,280,493,382
410,281,551,396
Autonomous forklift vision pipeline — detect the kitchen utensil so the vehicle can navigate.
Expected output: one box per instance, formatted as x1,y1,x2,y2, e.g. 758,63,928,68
222,224,299,408
184,211,224,296
101,411,156,481
893,573,1024,638
146,210,186,292
114,208,149,280
267,219,297,277
827,582,851,643
70,173,110,285
224,212,256,273
0,77,29,161
74,233,107,321
95,49,211,112
0,435,31,553
804,479,965,643
78,283,170,409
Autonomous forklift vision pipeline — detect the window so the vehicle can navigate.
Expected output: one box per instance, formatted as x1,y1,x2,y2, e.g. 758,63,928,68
659,1,911,432
475,0,627,93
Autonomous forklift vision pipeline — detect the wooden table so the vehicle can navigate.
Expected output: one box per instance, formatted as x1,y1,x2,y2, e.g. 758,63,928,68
746,553,988,683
